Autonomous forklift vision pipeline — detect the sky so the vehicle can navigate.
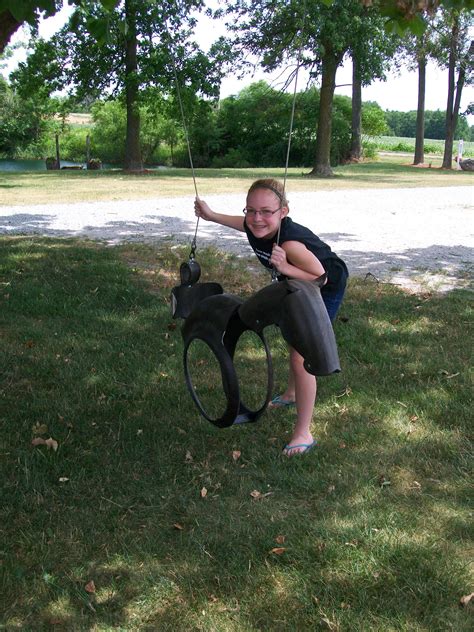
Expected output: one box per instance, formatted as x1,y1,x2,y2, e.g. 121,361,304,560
3,4,472,122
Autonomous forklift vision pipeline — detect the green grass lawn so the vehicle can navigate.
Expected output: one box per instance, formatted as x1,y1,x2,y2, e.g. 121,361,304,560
1,156,472,206
1,237,472,630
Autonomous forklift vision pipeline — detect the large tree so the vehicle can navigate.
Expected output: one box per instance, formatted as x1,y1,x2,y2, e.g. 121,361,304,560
437,7,473,168
223,0,400,176
397,18,438,165
346,9,400,161
11,0,223,170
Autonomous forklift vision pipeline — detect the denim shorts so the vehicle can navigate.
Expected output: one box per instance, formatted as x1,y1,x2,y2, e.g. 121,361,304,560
321,286,346,323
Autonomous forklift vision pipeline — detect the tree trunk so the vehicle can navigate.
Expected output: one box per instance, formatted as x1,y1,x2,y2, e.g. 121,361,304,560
413,54,426,165
0,10,21,54
55,133,61,168
124,0,143,171
349,56,362,161
442,37,473,169
309,52,339,177
442,15,458,169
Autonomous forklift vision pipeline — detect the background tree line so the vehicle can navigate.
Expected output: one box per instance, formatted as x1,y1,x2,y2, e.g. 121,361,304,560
1,0,472,172
1,75,471,166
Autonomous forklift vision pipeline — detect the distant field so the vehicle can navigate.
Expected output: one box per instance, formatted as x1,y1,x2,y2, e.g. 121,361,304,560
67,113,92,125
374,135,473,156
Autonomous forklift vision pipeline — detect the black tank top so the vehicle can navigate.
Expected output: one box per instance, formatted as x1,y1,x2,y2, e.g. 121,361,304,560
244,217,348,292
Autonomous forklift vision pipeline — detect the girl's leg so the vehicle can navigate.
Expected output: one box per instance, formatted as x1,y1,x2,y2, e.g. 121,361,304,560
283,347,317,455
271,359,296,404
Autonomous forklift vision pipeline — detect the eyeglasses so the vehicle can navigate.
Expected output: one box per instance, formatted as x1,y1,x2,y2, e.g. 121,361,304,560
243,207,281,218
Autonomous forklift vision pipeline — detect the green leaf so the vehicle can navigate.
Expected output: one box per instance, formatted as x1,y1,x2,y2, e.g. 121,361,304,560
86,16,109,46
99,0,121,12
118,19,129,37
408,15,427,37
4,3,30,23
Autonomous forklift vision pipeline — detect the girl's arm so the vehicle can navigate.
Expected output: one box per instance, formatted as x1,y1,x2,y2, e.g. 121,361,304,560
270,241,326,281
194,197,245,232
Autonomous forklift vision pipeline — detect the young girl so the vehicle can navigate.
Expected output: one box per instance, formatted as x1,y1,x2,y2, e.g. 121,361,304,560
194,178,348,456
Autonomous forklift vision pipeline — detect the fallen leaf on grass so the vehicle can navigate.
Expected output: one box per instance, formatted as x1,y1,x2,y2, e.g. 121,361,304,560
270,547,286,555
232,450,241,461
459,592,474,607
320,615,339,631
84,580,96,594
250,490,273,500
438,370,460,379
31,437,58,451
200,487,207,498
32,423,48,435
275,535,286,544
173,523,184,531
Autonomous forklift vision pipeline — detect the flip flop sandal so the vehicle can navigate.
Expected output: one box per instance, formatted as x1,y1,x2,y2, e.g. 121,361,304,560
282,440,318,456
269,395,296,408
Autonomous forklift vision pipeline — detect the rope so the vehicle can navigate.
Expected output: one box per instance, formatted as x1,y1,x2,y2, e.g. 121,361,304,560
272,1,307,280
165,18,200,258
166,1,306,263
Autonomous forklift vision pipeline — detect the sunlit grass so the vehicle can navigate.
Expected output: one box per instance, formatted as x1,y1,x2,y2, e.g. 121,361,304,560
1,156,471,206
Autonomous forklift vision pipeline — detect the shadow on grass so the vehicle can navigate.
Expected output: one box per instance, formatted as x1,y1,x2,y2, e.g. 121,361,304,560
0,237,472,630
1,213,473,289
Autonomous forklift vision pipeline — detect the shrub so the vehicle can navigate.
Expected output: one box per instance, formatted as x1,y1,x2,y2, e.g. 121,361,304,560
58,127,91,162
362,142,378,159
211,148,251,169
390,141,413,152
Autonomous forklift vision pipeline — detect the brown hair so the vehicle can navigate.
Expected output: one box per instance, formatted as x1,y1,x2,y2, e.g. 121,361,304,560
247,178,289,207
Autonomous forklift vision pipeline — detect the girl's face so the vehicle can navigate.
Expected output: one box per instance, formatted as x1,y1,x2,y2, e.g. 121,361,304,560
245,188,288,240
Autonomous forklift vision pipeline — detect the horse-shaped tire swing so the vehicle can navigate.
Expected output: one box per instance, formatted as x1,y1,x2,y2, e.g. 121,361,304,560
172,266,340,428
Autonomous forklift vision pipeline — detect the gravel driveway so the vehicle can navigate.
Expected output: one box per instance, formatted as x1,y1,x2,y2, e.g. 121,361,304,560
1,185,472,292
